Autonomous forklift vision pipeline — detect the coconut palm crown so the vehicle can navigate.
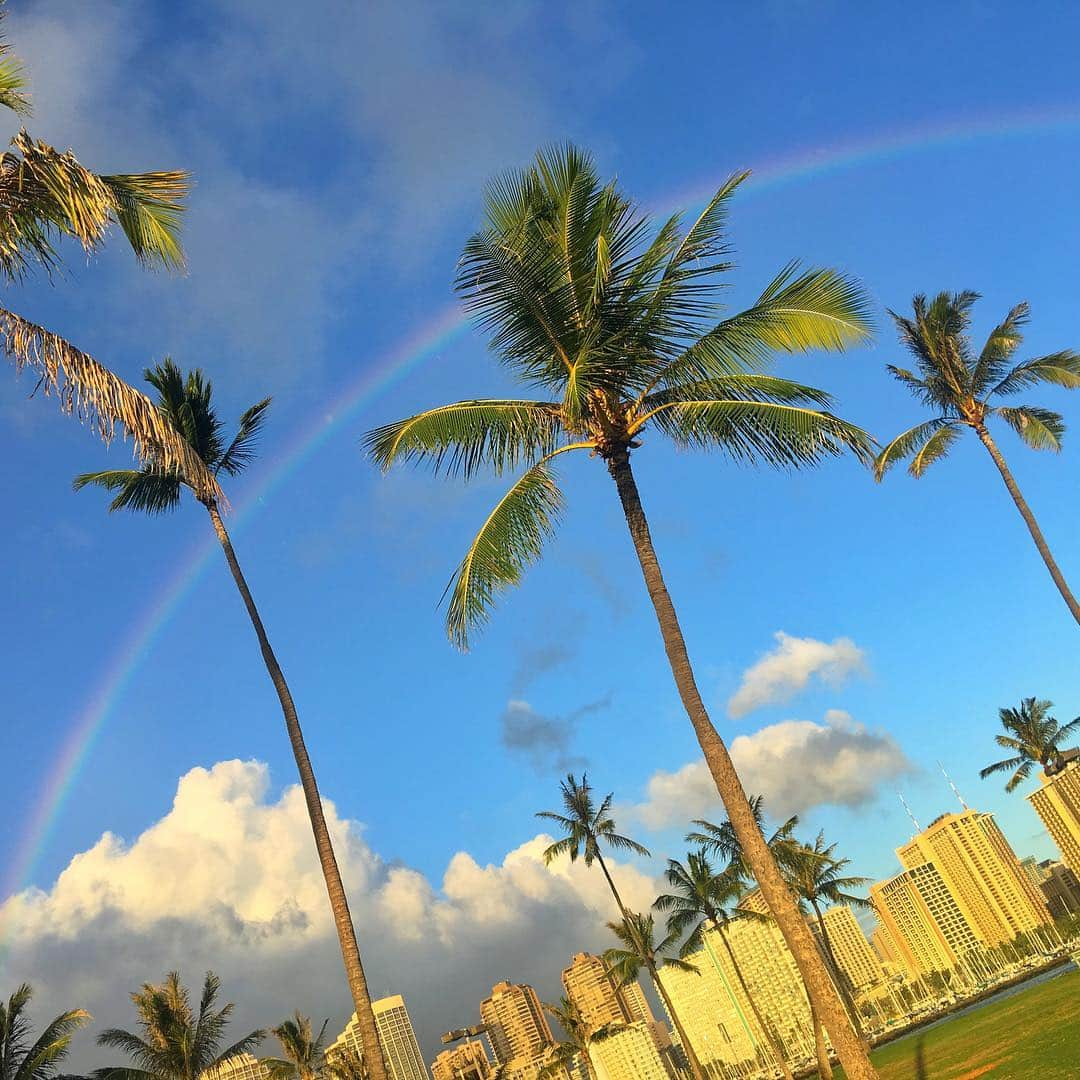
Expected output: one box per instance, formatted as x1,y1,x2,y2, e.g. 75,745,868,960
874,291,1080,622
260,1014,330,1080
979,696,1080,791
365,144,873,649
0,984,89,1080
94,972,263,1080
538,774,649,870
686,794,802,882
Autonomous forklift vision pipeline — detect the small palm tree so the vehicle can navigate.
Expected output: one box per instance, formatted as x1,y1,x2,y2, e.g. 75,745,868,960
785,833,871,1044
0,984,89,1080
538,774,649,919
261,1014,329,1080
655,851,793,1080
322,1048,366,1080
980,696,1080,790
94,972,262,1080
687,794,802,880
0,5,214,497
367,144,877,1080
604,911,704,1080
539,997,619,1080
74,362,388,1080
875,291,1080,624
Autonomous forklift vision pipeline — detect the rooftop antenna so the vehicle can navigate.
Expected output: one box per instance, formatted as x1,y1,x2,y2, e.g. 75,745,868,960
938,761,970,812
897,791,921,834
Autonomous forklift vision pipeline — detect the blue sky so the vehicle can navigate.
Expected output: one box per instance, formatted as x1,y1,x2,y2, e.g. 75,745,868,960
4,0,1080,1062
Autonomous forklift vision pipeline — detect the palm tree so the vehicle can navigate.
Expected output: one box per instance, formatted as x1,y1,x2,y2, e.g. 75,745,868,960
0,984,89,1080
604,912,705,1080
687,794,802,880
785,833,872,1045
537,774,649,919
0,6,214,497
322,1048,366,1080
980,696,1080,790
261,1015,329,1080
74,362,388,1080
655,850,794,1080
875,291,1080,624
366,144,877,1080
94,972,263,1080
539,997,620,1080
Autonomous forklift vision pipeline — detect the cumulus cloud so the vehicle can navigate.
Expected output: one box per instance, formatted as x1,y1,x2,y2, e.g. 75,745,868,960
726,632,868,718
500,697,609,773
632,710,913,828
0,760,657,1072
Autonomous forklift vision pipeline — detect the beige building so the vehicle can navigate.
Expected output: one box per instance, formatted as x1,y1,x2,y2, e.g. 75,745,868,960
870,863,979,977
331,995,428,1080
870,922,904,969
816,905,887,991
1038,859,1080,915
590,1022,670,1080
897,810,1050,944
203,1054,269,1080
561,953,653,1036
431,1040,491,1080
658,919,816,1072
479,981,553,1070
1028,759,1080,872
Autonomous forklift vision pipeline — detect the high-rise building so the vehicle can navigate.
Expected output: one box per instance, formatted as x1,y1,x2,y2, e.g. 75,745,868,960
870,863,979,976
815,905,887,991
560,953,653,1037
330,995,428,1080
1028,758,1080,872
870,922,904,969
478,982,553,1069
590,1022,671,1080
658,919,816,1072
897,810,1050,944
430,1040,491,1080
203,1054,269,1080
1038,859,1080,915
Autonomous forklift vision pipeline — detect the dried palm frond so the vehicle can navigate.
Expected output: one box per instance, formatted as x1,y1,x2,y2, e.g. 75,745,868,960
0,307,223,502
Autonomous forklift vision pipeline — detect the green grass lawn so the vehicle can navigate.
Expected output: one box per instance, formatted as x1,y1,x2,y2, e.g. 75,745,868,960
839,968,1079,1078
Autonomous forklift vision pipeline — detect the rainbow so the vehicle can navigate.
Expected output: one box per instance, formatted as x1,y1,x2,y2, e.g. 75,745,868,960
6,102,1080,917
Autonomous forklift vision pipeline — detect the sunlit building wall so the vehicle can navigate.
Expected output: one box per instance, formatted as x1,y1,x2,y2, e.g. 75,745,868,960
591,1022,670,1080
330,995,428,1080
1028,760,1080,872
478,981,553,1070
203,1053,269,1080
897,810,1050,944
431,1040,491,1080
815,906,887,991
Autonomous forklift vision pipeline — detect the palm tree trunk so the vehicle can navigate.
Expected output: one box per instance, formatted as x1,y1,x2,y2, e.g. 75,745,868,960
810,900,867,1046
204,501,388,1080
605,446,877,1080
715,924,794,1080
974,423,1080,625
809,1000,833,1080
595,852,630,921
646,959,706,1080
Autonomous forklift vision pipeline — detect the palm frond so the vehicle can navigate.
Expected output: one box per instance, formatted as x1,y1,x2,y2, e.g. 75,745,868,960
364,399,562,478
0,27,29,116
995,405,1065,451
445,458,565,649
971,303,1028,395
991,351,1080,396
73,468,184,515
0,309,222,502
99,172,188,272
908,422,961,478
646,397,875,468
217,397,271,477
873,417,953,480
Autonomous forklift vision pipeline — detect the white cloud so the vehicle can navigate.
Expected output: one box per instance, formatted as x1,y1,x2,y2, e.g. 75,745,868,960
726,632,868,718
0,760,657,1071
632,710,913,828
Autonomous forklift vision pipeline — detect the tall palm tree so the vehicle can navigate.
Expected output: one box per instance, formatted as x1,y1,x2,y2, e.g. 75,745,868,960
94,972,263,1080
366,145,877,1080
785,833,871,1045
0,5,213,497
604,912,704,1080
537,774,649,919
539,997,620,1080
74,362,388,1080
655,851,793,1080
261,1014,329,1080
0,984,89,1080
687,794,802,880
874,291,1080,624
980,696,1080,790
